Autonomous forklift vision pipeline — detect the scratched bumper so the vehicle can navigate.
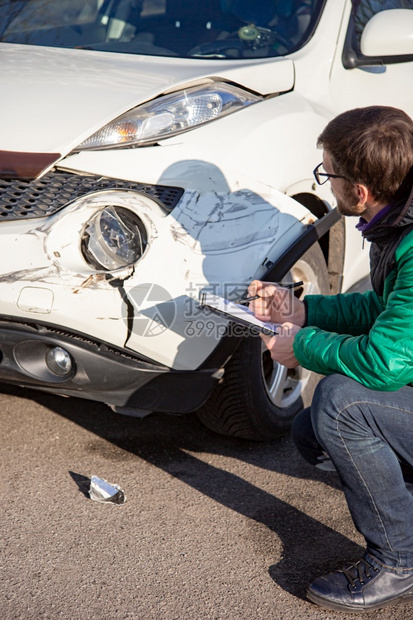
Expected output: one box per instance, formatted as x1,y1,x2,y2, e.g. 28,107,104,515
0,169,308,376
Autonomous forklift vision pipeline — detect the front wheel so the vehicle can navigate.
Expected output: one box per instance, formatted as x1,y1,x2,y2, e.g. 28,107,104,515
196,243,329,440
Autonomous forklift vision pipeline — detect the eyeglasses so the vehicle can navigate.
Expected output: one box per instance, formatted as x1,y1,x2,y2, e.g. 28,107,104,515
313,163,348,185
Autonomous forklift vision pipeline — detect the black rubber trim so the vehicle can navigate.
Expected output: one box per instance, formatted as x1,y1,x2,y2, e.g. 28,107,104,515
262,208,341,282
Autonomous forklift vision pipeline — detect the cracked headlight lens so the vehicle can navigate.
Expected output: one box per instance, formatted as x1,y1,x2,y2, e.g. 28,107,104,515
82,206,147,270
77,82,262,150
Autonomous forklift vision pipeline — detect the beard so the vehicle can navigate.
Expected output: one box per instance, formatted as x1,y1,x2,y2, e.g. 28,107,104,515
334,184,365,217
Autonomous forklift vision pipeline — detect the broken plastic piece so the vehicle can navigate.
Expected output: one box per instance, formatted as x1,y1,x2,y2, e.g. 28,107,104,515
89,475,126,505
109,404,152,418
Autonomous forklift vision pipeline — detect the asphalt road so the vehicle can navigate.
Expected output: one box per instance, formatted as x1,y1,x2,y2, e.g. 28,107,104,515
1,380,413,620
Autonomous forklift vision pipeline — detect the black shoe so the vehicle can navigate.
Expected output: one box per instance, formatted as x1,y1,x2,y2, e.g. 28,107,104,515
307,557,413,612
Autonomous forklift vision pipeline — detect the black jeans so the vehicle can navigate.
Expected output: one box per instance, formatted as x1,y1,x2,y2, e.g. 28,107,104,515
291,374,413,573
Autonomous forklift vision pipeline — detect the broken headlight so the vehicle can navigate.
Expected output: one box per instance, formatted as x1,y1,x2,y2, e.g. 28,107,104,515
82,206,147,271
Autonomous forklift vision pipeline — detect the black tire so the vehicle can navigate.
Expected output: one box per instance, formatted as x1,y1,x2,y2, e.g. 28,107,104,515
196,243,330,440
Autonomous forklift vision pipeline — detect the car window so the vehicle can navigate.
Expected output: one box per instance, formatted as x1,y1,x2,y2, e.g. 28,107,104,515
352,0,413,42
0,0,327,59
0,0,102,32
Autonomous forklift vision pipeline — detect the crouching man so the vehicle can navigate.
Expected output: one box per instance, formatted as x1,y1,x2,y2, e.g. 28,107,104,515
250,106,413,613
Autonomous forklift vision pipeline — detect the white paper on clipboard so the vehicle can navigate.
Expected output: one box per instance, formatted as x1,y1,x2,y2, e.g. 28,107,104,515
199,292,280,336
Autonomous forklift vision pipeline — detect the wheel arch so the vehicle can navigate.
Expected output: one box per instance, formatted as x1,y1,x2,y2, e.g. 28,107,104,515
288,192,345,294
198,205,344,375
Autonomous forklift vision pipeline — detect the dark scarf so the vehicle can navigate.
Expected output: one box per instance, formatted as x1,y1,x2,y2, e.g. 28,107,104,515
361,178,413,296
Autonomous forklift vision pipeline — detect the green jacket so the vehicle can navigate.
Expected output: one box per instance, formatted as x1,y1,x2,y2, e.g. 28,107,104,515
294,188,413,391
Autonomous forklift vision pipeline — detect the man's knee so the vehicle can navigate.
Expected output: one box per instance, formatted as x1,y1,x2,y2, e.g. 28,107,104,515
312,374,350,404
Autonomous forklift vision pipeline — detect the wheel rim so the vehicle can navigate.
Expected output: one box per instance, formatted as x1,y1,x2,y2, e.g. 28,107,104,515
261,259,320,411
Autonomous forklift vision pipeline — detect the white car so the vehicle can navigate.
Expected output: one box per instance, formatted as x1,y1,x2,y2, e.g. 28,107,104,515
0,0,412,439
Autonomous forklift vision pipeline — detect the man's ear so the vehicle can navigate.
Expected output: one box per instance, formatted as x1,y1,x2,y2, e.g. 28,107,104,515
355,183,370,205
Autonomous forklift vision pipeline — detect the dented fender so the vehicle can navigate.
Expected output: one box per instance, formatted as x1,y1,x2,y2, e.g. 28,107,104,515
0,183,312,370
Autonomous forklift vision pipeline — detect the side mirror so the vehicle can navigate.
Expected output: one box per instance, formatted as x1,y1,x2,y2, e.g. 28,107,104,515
361,9,413,57
343,8,413,69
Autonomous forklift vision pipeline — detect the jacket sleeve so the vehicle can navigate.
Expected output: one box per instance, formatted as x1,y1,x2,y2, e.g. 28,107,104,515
293,240,413,391
305,289,383,335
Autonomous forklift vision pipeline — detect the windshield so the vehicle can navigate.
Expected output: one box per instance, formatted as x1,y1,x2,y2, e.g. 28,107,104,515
0,0,326,59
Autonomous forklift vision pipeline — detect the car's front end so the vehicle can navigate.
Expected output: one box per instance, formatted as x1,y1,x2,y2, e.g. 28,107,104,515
0,119,313,412
0,0,371,438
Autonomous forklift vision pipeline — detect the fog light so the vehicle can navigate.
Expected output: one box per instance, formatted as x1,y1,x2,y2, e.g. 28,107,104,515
46,347,72,377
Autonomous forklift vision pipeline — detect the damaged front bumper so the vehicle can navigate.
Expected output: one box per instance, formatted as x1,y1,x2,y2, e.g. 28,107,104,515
0,318,224,412
0,166,311,409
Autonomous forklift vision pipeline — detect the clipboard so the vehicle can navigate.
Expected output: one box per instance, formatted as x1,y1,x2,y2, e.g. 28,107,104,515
198,292,280,336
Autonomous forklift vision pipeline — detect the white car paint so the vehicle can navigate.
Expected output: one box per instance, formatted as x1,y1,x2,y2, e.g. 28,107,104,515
0,43,294,154
0,178,310,369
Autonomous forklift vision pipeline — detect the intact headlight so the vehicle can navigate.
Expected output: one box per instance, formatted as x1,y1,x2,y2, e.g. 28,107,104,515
77,82,262,150
81,206,147,270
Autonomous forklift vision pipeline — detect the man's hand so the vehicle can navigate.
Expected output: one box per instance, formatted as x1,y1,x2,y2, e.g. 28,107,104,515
261,323,301,368
248,280,306,326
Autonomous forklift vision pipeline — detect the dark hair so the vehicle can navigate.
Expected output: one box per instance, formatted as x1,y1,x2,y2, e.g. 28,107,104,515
317,106,413,203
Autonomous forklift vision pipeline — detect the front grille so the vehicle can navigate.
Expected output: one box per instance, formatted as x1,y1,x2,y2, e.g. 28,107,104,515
0,171,184,221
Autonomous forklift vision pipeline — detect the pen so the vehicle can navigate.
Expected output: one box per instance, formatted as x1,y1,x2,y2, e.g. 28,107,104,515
235,281,304,304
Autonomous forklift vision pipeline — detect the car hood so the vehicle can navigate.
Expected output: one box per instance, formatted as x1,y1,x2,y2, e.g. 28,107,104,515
0,43,294,160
